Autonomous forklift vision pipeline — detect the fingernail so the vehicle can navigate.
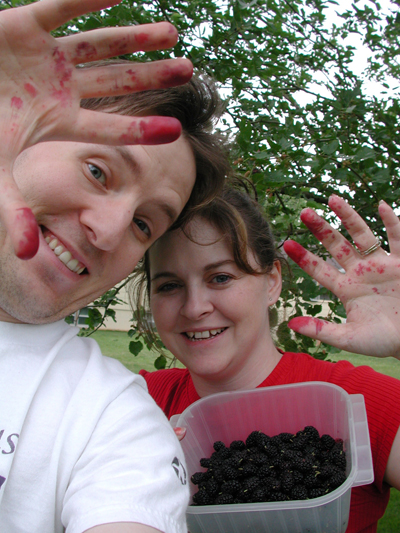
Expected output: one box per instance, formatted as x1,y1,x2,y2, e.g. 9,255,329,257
175,427,186,437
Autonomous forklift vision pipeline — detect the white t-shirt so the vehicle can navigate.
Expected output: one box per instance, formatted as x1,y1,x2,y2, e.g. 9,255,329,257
0,320,189,533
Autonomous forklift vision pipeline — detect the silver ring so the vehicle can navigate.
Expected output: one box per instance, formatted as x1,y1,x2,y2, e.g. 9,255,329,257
359,238,381,257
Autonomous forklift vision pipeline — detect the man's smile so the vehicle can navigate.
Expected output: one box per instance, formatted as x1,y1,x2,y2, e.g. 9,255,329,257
42,228,87,275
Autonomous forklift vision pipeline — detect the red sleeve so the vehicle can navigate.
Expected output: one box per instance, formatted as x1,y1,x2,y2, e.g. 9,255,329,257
139,368,196,419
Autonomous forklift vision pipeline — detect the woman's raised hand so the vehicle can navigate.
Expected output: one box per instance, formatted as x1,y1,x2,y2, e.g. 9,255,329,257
283,195,400,359
0,0,192,260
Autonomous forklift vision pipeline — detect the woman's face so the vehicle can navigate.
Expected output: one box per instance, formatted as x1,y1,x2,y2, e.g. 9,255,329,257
149,217,282,385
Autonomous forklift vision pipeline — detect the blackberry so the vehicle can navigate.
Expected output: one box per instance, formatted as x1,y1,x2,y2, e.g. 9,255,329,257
303,425,320,442
329,470,347,489
246,431,261,448
263,476,281,492
242,476,261,492
224,455,241,469
205,479,220,497
303,472,321,489
278,432,294,443
200,457,212,468
192,488,213,505
320,434,336,450
215,493,234,505
292,434,309,451
263,443,279,457
213,440,226,452
330,449,346,469
292,470,304,484
270,434,283,447
319,463,337,479
257,433,271,449
211,467,225,483
290,484,308,500
249,452,269,466
222,464,239,481
230,440,246,451
309,487,327,499
220,479,241,495
281,471,295,493
216,447,231,461
191,472,208,485
238,462,258,478
250,487,267,502
258,464,274,479
292,456,314,473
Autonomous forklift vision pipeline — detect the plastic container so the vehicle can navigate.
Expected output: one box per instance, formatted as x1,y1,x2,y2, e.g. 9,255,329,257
174,382,373,533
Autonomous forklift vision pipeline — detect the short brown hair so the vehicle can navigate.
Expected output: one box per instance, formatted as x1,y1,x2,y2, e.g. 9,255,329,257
81,66,230,224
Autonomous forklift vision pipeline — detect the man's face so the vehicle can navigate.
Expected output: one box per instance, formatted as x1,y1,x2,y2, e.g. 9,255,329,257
0,137,195,323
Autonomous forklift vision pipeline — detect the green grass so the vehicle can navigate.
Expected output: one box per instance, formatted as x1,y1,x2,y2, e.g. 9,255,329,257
91,330,400,531
90,330,162,373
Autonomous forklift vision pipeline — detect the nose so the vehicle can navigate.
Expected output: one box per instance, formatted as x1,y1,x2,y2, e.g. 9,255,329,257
80,197,134,252
180,286,214,321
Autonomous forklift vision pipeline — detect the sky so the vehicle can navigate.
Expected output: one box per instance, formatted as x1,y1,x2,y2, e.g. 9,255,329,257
324,0,398,97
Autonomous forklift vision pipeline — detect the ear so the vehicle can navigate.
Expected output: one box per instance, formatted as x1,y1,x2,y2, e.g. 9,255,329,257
267,260,282,305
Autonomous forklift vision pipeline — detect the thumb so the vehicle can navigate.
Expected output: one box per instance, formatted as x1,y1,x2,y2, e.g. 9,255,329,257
174,426,187,441
0,165,39,259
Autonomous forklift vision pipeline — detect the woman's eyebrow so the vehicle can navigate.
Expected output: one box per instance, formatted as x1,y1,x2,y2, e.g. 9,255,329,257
204,259,236,271
151,271,176,282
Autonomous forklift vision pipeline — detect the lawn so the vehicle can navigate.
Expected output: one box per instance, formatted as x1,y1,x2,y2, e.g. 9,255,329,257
91,330,400,532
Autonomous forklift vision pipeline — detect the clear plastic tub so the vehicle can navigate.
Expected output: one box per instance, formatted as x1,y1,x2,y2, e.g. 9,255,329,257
174,382,374,533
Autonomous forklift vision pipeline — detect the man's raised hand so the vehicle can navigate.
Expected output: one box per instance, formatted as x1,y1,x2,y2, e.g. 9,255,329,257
0,0,192,259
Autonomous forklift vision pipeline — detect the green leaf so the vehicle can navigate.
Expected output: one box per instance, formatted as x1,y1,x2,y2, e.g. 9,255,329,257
321,140,339,155
154,355,167,370
129,340,143,356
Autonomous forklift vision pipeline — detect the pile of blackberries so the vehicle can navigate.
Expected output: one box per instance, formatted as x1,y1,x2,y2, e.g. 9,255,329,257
191,426,347,506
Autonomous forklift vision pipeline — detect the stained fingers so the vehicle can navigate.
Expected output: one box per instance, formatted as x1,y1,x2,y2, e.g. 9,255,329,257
378,200,400,255
283,240,339,293
65,109,182,145
60,22,180,64
76,59,193,99
328,194,386,259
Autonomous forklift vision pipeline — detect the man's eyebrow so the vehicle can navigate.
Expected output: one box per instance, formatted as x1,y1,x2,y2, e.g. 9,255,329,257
151,260,235,282
115,146,142,175
152,201,179,226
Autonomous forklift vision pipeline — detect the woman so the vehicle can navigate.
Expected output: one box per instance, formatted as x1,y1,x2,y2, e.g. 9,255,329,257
135,186,400,532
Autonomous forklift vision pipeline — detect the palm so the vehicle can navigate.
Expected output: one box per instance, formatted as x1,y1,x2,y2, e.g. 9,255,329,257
0,0,192,259
284,195,400,359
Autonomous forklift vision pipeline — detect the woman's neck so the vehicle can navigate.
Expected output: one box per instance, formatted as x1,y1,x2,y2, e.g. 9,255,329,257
191,343,283,399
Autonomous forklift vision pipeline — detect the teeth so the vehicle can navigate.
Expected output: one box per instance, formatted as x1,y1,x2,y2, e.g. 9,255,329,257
186,328,225,340
54,245,64,256
44,234,85,274
59,251,72,265
66,258,79,271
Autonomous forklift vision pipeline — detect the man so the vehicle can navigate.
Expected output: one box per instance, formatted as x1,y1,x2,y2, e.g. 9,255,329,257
0,1,228,532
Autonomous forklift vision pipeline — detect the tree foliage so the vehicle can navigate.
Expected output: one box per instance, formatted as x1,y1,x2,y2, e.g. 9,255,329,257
6,0,400,363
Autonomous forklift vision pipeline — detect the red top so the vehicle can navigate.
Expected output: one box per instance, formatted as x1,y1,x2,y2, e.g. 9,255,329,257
140,352,400,533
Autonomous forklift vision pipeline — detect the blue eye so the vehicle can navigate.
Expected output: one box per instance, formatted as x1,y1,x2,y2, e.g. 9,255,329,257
88,163,106,185
212,274,232,284
134,218,150,236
